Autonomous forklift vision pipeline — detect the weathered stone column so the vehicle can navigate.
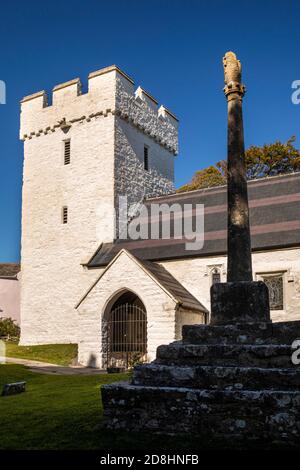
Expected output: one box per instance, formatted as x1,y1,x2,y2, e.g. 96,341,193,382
210,52,270,325
223,52,252,282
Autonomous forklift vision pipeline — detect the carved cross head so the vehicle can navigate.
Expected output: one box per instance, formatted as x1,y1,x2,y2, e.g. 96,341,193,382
223,51,242,85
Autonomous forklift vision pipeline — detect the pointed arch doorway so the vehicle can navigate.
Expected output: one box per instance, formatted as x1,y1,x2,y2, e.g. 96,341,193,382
102,290,147,370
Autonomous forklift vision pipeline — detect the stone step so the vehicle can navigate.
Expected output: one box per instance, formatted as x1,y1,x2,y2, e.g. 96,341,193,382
272,321,300,343
156,343,294,368
182,322,272,345
182,320,300,345
101,381,300,446
132,363,300,391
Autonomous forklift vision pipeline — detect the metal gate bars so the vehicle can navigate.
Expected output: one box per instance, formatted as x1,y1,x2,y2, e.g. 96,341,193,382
102,303,147,370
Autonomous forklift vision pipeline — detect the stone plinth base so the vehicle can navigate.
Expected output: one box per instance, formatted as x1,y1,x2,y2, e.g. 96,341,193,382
210,281,270,324
102,384,300,447
101,320,300,448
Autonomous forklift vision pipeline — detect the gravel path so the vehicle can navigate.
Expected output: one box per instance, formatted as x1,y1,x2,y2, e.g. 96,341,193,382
4,357,106,375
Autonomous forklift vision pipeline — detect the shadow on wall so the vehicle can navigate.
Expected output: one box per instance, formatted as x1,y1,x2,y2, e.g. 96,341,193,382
87,353,97,368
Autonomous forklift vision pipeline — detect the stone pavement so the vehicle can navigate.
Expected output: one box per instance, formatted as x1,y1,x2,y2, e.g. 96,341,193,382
5,357,106,375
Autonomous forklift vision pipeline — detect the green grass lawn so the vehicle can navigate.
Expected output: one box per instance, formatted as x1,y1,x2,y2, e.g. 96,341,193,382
0,364,128,450
0,364,281,451
0,364,206,451
5,342,78,366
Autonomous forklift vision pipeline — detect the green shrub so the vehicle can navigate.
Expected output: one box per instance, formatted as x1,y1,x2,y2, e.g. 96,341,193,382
0,317,20,340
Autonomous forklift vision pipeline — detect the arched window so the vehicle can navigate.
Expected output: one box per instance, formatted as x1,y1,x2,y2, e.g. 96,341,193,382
102,291,147,370
261,273,284,310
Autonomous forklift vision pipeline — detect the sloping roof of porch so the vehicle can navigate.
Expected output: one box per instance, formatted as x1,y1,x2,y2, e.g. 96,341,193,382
76,249,208,314
139,258,208,313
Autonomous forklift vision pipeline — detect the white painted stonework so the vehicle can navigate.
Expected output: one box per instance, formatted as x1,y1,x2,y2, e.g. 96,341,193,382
159,247,300,323
76,250,203,367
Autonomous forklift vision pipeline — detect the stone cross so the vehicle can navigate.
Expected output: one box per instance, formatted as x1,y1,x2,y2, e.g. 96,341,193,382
209,52,270,325
223,51,253,282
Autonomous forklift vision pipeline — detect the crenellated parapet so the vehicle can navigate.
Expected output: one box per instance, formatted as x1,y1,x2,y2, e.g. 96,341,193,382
20,65,178,154
115,78,178,154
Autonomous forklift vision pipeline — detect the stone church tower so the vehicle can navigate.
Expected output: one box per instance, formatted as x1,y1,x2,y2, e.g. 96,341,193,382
19,65,178,345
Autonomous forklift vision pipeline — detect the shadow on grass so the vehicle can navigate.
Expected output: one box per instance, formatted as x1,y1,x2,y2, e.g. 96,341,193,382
0,364,298,451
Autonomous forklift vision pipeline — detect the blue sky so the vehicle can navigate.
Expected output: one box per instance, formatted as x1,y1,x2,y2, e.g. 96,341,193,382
0,0,300,262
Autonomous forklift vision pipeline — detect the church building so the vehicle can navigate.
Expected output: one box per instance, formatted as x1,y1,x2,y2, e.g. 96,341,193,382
19,65,300,368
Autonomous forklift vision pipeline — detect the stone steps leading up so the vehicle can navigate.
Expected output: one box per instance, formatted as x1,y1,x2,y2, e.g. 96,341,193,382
102,381,300,446
156,343,293,368
132,363,300,390
102,320,300,445
182,320,300,345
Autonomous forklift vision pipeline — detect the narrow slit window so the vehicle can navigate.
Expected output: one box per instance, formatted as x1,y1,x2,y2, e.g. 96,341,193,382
62,206,68,224
64,140,71,165
212,268,221,285
144,146,149,171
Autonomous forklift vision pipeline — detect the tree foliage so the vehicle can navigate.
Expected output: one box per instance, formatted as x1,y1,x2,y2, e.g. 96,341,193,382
177,137,300,192
0,317,20,340
244,136,300,179
177,165,225,192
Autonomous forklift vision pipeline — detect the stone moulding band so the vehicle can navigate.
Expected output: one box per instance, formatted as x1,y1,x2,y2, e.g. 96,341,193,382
20,108,178,154
20,109,114,140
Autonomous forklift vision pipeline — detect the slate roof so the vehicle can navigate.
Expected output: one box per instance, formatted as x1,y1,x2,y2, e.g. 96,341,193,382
139,258,208,313
88,172,300,268
0,263,20,278
77,249,208,313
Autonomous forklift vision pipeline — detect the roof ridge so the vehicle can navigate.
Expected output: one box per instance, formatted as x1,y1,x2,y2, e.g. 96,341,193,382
145,170,300,201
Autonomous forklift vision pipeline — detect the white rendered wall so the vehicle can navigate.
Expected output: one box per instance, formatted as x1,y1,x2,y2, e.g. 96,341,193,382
175,307,205,339
20,116,114,344
160,247,300,323
77,252,178,367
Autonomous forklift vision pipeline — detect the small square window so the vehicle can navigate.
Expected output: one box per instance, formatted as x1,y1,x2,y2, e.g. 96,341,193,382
62,206,68,224
144,146,149,171
64,140,71,165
